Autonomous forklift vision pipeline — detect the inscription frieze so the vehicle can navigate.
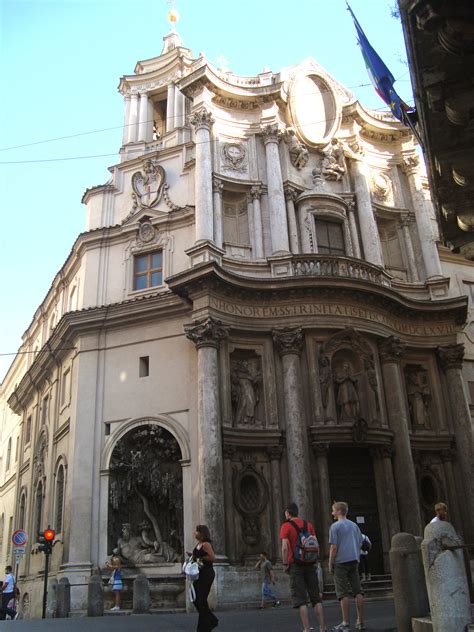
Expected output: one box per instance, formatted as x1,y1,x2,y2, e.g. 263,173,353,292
208,296,456,337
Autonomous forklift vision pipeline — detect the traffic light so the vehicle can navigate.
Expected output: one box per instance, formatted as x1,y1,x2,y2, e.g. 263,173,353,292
37,527,55,554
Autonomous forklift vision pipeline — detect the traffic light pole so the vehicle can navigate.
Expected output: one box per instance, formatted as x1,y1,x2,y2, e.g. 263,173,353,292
42,551,49,619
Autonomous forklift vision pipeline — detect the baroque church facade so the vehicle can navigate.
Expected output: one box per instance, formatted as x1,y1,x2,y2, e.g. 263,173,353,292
1,25,473,616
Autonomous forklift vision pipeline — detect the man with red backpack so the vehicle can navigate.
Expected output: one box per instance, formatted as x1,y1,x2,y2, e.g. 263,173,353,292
280,502,327,632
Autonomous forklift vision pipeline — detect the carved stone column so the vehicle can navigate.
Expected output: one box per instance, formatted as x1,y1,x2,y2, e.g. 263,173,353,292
347,200,361,259
284,184,300,254
185,317,230,556
212,177,224,250
273,328,311,518
122,94,131,146
222,444,237,562
400,214,420,282
312,442,332,560
350,158,384,266
127,93,139,144
250,186,264,258
267,445,284,560
440,448,462,531
371,446,400,570
261,124,290,254
166,82,176,133
190,109,214,244
138,92,149,142
378,336,423,534
437,344,474,541
401,155,443,279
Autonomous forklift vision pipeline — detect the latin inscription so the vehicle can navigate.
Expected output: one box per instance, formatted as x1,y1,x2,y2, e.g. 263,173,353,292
209,296,455,337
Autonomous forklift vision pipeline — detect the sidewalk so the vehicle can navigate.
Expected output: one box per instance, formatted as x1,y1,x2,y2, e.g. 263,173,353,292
1,598,396,631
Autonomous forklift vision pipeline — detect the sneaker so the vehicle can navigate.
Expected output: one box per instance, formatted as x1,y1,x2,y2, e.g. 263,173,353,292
13,613,19,620
332,624,350,632
110,605,120,611
355,624,366,631
273,600,281,607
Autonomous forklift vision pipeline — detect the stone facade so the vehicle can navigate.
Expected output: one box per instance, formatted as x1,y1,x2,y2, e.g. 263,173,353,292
0,26,473,617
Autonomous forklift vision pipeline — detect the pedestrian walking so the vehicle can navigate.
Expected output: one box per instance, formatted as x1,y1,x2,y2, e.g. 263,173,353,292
0,565,18,620
189,525,218,632
106,551,123,611
280,502,327,632
328,501,365,631
255,551,280,608
359,534,371,582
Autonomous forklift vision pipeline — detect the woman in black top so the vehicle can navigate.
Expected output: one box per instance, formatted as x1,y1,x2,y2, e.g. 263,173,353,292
191,524,218,631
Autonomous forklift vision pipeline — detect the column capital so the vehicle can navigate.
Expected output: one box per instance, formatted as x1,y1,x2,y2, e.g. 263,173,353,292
190,108,214,132
260,123,282,145
370,445,394,460
400,154,420,176
250,185,262,201
437,343,464,371
399,213,415,229
222,444,237,460
266,444,284,460
312,442,330,457
272,327,304,356
377,336,406,363
184,317,229,349
284,183,300,202
212,176,224,194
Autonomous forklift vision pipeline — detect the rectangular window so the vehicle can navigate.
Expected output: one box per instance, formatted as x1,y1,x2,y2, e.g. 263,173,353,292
61,368,71,406
139,356,150,377
314,219,345,255
133,251,163,291
25,416,32,445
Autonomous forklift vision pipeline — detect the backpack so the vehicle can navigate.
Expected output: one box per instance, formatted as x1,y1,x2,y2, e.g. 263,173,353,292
289,519,319,564
361,535,371,552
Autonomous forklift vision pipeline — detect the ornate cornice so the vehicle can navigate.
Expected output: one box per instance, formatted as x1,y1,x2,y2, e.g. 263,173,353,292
437,343,464,371
377,336,406,363
272,327,304,356
184,317,229,349
189,108,214,132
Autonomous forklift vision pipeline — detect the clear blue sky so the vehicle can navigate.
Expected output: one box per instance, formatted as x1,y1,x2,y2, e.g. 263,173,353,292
0,0,411,382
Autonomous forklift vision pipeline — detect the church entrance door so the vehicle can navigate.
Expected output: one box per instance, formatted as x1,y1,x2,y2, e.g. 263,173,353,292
328,447,384,574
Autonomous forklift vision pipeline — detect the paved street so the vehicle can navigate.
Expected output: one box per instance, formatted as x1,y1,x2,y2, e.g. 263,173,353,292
1,598,396,631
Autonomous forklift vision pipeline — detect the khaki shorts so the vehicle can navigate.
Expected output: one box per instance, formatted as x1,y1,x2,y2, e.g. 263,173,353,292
334,561,363,599
289,563,322,608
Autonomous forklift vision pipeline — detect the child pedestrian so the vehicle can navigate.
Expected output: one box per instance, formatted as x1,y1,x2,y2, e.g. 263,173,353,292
106,550,123,611
255,552,280,609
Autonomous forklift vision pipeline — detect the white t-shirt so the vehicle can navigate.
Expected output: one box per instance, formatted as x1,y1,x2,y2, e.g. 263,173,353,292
3,573,15,593
430,516,440,523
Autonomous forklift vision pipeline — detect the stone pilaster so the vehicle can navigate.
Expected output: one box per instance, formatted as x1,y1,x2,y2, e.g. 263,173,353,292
311,442,332,559
437,344,474,541
190,109,215,244
137,92,149,142
185,317,229,555
127,93,139,144
261,124,290,254
284,184,300,254
400,214,420,282
401,154,443,280
350,159,384,266
250,186,264,258
212,177,224,250
347,200,361,258
378,336,423,535
273,327,311,518
267,445,284,560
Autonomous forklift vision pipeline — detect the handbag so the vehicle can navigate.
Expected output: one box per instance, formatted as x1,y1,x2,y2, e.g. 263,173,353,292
108,570,115,585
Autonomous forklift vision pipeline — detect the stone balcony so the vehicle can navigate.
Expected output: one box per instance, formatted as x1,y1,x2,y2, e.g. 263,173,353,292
290,254,393,287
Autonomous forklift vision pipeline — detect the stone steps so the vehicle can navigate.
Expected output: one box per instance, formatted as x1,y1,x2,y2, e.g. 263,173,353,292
323,574,393,599
71,607,186,618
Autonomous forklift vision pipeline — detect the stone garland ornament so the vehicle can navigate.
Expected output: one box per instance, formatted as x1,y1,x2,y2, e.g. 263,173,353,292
283,128,309,170
221,142,247,172
132,159,166,210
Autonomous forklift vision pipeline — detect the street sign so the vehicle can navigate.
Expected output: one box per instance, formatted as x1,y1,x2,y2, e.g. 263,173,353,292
15,555,21,565
12,529,28,546
13,546,26,555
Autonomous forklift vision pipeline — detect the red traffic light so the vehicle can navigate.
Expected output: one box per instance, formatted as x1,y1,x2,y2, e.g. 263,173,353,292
44,528,55,541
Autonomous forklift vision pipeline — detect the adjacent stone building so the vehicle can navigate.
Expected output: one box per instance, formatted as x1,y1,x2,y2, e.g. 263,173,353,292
0,24,473,616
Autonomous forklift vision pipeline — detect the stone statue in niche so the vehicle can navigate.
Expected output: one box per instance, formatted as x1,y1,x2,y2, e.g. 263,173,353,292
405,368,431,428
116,521,178,565
283,128,309,170
320,138,346,181
132,159,165,210
334,363,360,421
319,355,332,409
231,359,262,426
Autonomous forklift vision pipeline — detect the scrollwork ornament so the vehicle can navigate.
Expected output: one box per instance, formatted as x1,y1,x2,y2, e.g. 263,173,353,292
138,220,156,244
272,327,304,356
131,159,166,210
377,336,406,363
184,317,230,349
221,142,247,172
437,343,464,371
